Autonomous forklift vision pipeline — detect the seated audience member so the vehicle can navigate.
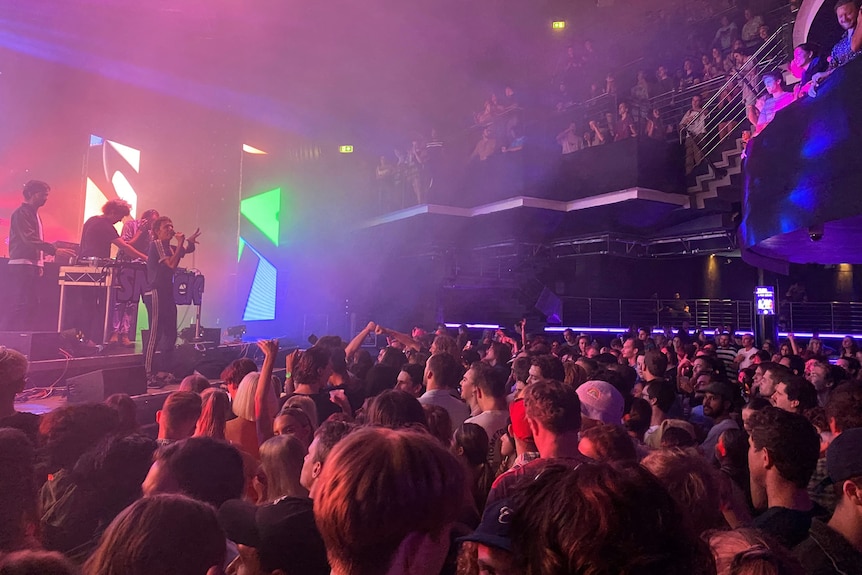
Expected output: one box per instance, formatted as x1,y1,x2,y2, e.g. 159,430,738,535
156,391,203,447
748,407,825,548
254,434,308,503
642,448,727,534
771,374,818,414
82,494,226,575
38,403,120,478
577,424,637,462
419,352,469,434
453,423,495,515
104,393,139,436
0,348,39,444
40,434,157,561
195,388,231,440
395,363,425,398
510,462,714,575
0,429,37,553
741,8,764,44
576,379,625,429
365,389,427,429
423,404,453,448
794,427,862,574
273,406,314,447
708,528,805,575
300,419,356,497
221,357,259,400
179,373,210,393
0,550,76,575
469,127,497,162
700,380,741,463
313,427,466,575
464,362,509,468
456,498,516,575
219,496,330,575
810,0,861,91
488,379,589,504
143,437,245,510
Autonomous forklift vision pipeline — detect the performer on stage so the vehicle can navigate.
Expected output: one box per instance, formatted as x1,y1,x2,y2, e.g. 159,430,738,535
145,216,200,386
75,199,147,345
110,208,160,347
4,180,75,331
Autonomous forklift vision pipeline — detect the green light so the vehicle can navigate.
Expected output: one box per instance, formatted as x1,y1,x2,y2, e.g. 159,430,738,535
552,21,566,29
241,188,281,246
237,237,246,262
339,145,354,153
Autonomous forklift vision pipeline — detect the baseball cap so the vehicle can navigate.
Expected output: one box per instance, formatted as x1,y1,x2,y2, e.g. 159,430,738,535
457,497,514,552
576,380,625,425
509,398,531,441
218,497,329,574
827,427,862,484
700,380,737,401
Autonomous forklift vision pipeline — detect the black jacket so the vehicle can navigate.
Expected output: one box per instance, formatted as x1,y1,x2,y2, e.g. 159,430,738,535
9,203,56,261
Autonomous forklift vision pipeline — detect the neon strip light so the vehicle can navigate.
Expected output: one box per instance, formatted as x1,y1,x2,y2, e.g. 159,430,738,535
544,326,755,336
444,323,501,329
777,332,858,339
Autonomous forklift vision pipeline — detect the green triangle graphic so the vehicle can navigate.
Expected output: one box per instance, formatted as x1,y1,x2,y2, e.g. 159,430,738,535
237,237,246,262
241,188,281,246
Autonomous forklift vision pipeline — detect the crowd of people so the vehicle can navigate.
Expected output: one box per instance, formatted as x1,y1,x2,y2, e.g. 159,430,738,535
2,316,862,574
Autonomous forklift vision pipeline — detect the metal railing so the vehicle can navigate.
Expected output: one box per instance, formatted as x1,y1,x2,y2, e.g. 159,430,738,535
677,21,794,164
560,298,755,332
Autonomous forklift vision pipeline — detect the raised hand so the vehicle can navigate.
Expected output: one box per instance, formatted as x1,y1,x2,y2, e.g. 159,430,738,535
187,228,202,245
174,232,186,246
257,338,279,358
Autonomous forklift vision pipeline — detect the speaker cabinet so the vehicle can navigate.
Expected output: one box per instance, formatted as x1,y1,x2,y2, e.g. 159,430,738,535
0,331,62,361
67,365,147,403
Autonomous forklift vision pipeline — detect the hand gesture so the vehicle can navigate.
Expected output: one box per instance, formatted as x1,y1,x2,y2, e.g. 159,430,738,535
375,325,387,335
286,349,300,371
187,228,201,245
257,339,279,358
174,232,186,246
365,321,376,333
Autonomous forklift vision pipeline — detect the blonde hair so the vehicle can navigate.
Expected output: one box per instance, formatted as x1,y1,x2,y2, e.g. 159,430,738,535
283,394,319,428
313,427,465,575
195,388,230,439
232,372,278,422
258,434,308,502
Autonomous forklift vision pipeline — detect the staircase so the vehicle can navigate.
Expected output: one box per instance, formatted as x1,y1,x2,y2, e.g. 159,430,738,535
687,136,746,209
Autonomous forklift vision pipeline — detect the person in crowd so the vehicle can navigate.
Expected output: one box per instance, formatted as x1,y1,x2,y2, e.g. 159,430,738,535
423,404,453,448
82,494,226,575
791,42,828,99
221,357,259,400
701,380,740,463
810,0,861,93
0,347,40,444
527,354,565,386
577,423,636,462
40,434,157,561
614,101,637,142
300,419,356,498
218,495,330,575
144,215,199,385
156,391,203,447
500,397,539,474
794,426,862,574
456,497,516,575
285,346,342,424
708,528,806,575
453,422,495,514
254,434,309,503
575,379,625,429
680,95,707,173
741,9,765,45
463,362,509,469
510,462,714,574
488,379,589,504
642,448,727,534
313,427,466,575
469,127,497,163
39,403,120,479
4,180,75,331
556,121,585,155
419,352,469,434
748,407,825,547
104,393,139,436
142,437,245,510
273,406,314,447
365,389,427,429
643,377,677,448
716,427,754,527
0,550,77,575
714,15,739,52
771,374,818,414
195,388,230,440
0,428,38,553
735,334,759,371
110,208,159,347
179,373,210,393
805,360,835,407
747,70,794,138
395,363,425,398
645,107,668,140
620,336,643,369
715,332,739,378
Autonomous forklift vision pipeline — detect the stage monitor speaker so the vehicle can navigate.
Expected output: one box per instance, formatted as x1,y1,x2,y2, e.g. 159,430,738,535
67,365,147,403
0,331,63,361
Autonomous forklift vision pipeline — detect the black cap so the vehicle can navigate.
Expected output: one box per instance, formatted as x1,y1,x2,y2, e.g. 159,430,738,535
457,497,514,552
827,427,862,484
701,380,737,401
218,497,329,574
